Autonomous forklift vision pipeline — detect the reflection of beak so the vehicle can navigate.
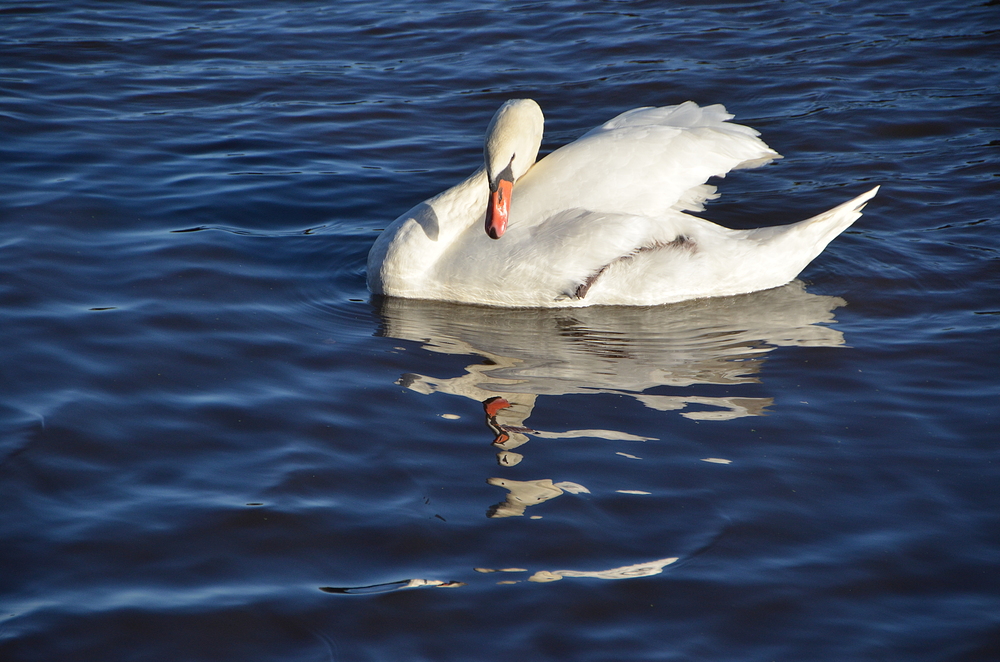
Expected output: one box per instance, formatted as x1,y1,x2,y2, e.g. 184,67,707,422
484,397,511,444
483,397,535,446
484,396,511,418
485,178,513,239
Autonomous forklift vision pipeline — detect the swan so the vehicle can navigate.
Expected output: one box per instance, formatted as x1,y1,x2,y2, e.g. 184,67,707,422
367,99,878,307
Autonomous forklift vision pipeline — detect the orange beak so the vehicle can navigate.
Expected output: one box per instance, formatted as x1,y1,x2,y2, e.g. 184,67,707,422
485,178,513,239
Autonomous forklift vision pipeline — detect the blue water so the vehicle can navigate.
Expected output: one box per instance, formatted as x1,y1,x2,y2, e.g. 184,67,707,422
2,1,999,660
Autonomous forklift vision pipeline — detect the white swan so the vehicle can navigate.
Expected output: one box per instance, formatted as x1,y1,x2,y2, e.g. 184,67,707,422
367,99,877,307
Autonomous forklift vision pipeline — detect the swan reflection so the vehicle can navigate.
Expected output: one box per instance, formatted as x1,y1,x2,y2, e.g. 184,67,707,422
525,556,679,583
486,477,591,518
319,557,680,594
376,281,847,514
377,279,846,434
482,394,653,467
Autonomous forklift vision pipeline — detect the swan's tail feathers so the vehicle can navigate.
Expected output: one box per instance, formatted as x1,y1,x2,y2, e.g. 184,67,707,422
742,186,879,285
810,185,879,224
795,185,879,252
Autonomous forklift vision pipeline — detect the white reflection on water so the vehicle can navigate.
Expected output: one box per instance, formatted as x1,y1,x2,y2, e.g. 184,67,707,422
319,557,681,594
486,477,591,518
377,280,849,518
377,279,846,439
527,557,679,583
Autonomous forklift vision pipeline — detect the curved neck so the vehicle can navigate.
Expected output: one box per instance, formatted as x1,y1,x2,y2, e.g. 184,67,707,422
367,168,488,296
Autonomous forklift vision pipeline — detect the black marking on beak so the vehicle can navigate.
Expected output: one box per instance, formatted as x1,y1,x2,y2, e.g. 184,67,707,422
490,155,516,192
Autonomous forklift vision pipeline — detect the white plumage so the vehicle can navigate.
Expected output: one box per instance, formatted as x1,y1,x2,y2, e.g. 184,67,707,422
367,99,877,307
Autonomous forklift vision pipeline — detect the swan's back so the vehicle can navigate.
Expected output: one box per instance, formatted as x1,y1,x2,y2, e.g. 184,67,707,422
511,102,780,227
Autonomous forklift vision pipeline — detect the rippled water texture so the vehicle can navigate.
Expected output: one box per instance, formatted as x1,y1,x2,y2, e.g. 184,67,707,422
2,1,999,660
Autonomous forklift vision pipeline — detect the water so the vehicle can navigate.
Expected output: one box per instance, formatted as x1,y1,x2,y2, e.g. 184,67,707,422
2,1,999,660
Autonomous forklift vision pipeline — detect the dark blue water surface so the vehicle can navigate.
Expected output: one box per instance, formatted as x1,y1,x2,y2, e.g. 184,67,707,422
2,1,999,660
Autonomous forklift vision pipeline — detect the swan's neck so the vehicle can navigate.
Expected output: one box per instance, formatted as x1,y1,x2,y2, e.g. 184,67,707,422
367,168,488,296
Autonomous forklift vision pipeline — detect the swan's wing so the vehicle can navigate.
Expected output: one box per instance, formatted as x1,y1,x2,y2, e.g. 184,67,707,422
434,207,702,305
509,209,659,300
511,101,780,225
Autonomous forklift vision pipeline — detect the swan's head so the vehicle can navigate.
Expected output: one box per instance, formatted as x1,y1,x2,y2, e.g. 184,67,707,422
483,99,544,239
